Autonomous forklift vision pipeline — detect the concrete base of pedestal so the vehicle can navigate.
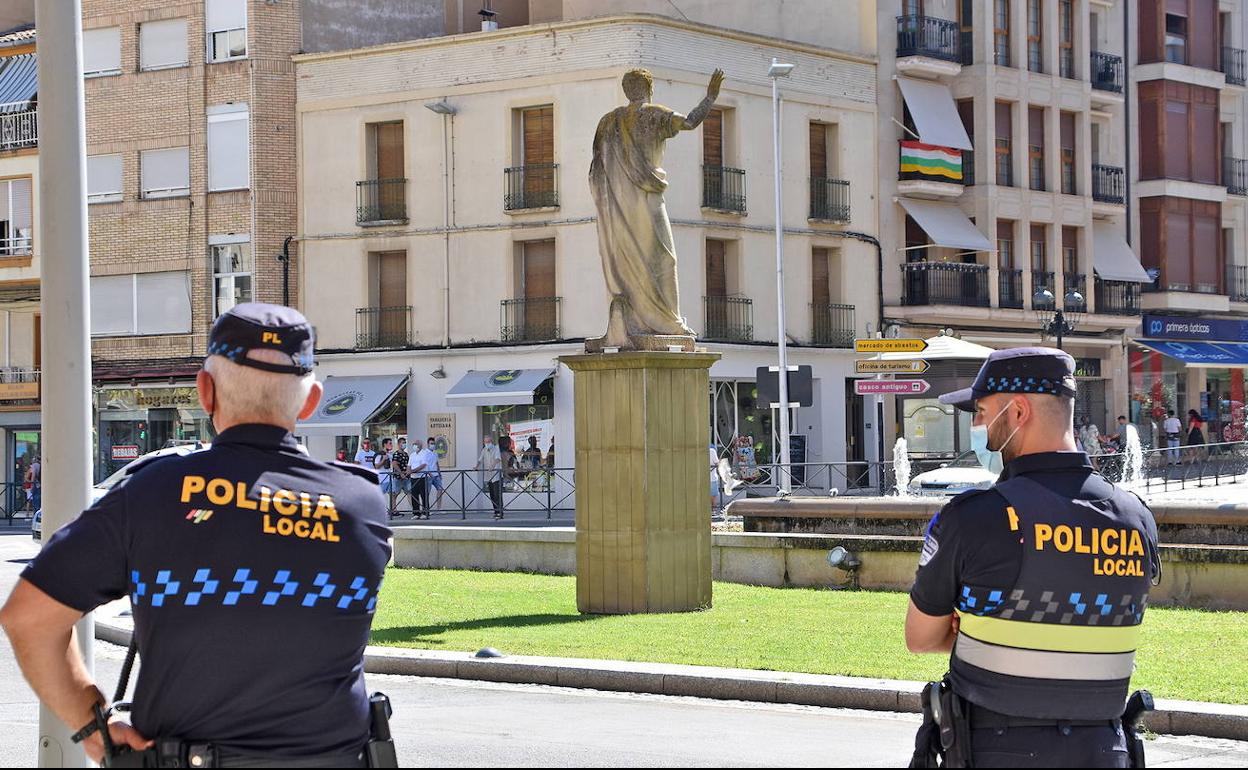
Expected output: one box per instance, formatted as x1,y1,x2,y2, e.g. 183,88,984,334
561,351,720,614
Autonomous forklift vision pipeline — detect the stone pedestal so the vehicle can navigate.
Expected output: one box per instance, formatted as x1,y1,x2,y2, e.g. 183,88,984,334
560,351,720,614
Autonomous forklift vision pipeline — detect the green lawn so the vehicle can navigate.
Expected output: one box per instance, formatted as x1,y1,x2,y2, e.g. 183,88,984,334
372,568,1248,705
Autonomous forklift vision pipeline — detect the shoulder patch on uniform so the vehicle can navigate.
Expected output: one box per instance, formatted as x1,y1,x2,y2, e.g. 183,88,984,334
918,531,939,567
331,461,379,483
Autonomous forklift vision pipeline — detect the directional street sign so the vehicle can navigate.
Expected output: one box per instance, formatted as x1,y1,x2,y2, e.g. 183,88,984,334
854,379,931,396
855,359,930,375
854,338,929,354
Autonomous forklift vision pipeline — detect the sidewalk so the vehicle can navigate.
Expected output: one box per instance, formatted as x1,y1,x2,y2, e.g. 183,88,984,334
95,604,1248,742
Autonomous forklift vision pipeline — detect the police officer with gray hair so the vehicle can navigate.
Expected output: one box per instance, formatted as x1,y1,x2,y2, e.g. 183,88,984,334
0,304,396,767
906,347,1160,768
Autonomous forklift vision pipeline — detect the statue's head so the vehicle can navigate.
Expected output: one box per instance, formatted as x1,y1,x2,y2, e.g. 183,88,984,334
621,68,654,102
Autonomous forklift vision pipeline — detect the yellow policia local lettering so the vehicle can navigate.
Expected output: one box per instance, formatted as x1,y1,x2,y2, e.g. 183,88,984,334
1033,523,1146,577
180,475,341,543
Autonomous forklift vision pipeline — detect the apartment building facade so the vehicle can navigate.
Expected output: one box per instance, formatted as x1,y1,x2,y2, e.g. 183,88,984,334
877,0,1148,457
1127,0,1248,447
80,0,439,479
293,10,883,483
0,25,41,496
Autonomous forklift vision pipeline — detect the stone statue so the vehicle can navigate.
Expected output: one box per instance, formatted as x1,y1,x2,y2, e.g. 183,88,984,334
589,67,725,351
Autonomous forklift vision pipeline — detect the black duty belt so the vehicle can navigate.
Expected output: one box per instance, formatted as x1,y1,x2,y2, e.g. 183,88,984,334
969,703,1119,731
106,739,367,768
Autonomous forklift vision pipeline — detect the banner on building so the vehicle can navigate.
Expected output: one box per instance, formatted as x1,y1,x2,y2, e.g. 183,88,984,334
898,140,962,183
507,418,554,457
427,413,456,468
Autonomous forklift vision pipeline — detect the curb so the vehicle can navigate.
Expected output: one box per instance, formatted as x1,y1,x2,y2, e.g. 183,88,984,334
94,618,1248,742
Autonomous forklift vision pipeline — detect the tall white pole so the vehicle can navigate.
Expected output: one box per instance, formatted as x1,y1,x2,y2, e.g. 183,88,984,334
36,1,94,766
771,65,791,495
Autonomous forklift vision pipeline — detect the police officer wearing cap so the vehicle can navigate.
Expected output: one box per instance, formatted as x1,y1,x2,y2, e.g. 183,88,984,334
0,304,394,767
905,347,1160,768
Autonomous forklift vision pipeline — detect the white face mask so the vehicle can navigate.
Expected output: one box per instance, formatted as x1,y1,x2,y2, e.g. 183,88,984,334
970,402,1022,475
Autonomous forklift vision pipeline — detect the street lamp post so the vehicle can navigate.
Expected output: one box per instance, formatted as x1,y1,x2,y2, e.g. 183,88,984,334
769,57,795,495
1033,286,1085,350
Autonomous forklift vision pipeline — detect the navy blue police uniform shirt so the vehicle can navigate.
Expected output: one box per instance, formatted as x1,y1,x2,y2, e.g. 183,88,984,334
22,425,392,756
911,451,1150,617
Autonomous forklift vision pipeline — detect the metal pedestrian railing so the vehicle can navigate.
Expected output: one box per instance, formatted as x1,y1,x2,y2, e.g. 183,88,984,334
504,163,559,210
380,467,575,520
1095,441,1248,494
356,178,407,224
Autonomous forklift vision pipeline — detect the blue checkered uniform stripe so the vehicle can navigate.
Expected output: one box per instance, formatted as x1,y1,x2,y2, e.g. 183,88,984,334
130,568,381,613
983,374,1062,395
957,585,1146,626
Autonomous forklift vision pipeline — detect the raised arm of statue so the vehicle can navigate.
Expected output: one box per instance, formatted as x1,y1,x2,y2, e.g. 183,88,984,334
678,69,725,131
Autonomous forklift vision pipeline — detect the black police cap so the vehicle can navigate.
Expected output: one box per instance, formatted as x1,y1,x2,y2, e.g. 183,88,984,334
938,346,1076,413
206,303,314,376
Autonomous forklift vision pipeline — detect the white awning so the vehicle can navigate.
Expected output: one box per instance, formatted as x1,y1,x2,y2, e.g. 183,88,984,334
297,374,408,435
897,77,973,151
898,198,993,252
446,368,555,407
1092,223,1151,283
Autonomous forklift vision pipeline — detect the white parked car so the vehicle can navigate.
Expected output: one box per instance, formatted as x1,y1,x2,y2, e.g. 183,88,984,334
32,443,209,541
907,451,997,497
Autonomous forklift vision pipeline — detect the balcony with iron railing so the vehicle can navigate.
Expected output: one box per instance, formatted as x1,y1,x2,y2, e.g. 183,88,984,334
811,303,854,348
703,295,753,342
896,15,961,63
703,165,746,212
1228,265,1248,303
1094,278,1141,315
504,163,559,211
999,268,1024,309
1064,273,1087,312
0,234,32,258
0,104,36,152
1090,51,1123,93
901,262,990,307
355,306,413,349
356,178,407,225
1224,47,1246,87
1226,156,1248,197
0,367,40,408
1032,270,1055,300
501,296,561,343
1092,164,1125,204
809,177,850,222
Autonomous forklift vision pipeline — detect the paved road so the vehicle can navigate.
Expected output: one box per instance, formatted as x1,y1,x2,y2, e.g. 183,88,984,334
0,524,1245,767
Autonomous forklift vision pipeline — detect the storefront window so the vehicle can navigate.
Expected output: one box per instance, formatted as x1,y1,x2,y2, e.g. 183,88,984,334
12,430,40,512
479,379,554,458
902,398,971,456
709,380,774,465
1128,349,1186,449
95,386,211,479
1204,370,1246,443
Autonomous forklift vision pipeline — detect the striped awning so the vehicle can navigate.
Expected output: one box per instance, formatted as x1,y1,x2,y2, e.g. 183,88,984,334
0,54,36,113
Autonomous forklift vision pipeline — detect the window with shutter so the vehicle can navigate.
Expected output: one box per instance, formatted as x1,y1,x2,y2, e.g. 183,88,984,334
703,109,724,167
88,155,123,203
83,27,121,76
811,247,830,306
809,123,827,180
208,104,250,191
995,102,1013,186
1060,112,1076,194
141,147,190,199
521,107,554,206
1028,107,1045,191
206,0,247,62
140,18,188,71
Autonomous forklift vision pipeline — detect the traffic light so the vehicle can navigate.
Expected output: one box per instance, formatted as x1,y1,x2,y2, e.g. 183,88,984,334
138,421,147,442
